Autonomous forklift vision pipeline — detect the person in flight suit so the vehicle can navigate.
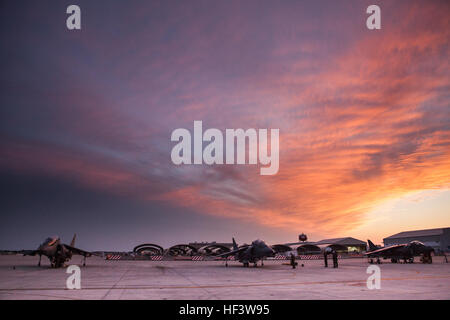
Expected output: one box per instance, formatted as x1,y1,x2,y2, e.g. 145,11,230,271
324,247,331,267
332,250,339,268
290,253,298,269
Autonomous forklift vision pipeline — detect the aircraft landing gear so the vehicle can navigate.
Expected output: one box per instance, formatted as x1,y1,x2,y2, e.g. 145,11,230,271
376,258,381,264
253,262,257,268
243,262,249,267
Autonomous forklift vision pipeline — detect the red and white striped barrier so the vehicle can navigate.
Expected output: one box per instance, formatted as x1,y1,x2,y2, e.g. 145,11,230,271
299,255,321,260
274,254,289,260
272,254,343,260
191,255,204,261
105,253,345,261
106,254,122,260
298,255,342,260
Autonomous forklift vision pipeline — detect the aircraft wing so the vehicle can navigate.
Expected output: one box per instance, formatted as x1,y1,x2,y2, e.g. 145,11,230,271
364,244,405,256
21,250,40,256
215,246,247,258
64,245,92,257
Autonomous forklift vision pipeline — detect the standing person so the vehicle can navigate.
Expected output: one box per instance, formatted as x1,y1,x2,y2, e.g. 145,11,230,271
290,253,297,269
323,249,328,268
332,250,338,268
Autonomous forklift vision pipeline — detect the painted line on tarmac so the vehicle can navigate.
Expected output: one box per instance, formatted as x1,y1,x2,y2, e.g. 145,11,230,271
0,275,449,291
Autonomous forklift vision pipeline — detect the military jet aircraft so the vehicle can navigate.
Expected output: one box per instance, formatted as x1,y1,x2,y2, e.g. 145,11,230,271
215,238,278,267
365,240,434,264
22,234,92,268
367,239,381,251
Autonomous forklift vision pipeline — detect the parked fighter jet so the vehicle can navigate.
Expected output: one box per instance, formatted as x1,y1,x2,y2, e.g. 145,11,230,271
22,234,91,268
367,239,381,251
215,238,277,267
365,240,434,264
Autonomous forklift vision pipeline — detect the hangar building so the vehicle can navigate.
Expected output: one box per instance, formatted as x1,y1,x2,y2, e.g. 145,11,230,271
286,237,367,254
383,227,450,253
314,237,367,253
189,241,233,250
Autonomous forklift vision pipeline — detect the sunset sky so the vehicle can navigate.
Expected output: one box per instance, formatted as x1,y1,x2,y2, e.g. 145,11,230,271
1,0,449,250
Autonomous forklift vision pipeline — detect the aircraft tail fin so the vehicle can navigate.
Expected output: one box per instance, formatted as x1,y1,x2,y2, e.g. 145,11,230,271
70,234,77,247
232,238,238,250
367,239,377,251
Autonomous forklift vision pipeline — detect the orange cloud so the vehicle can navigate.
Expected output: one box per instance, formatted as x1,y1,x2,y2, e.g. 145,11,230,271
1,1,448,240
153,2,450,235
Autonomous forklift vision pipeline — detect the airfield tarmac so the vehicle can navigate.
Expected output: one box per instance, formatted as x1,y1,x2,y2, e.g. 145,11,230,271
0,255,449,300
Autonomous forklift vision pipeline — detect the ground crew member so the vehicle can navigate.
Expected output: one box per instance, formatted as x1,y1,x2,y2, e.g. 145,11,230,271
332,250,338,268
323,248,330,267
290,253,297,269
